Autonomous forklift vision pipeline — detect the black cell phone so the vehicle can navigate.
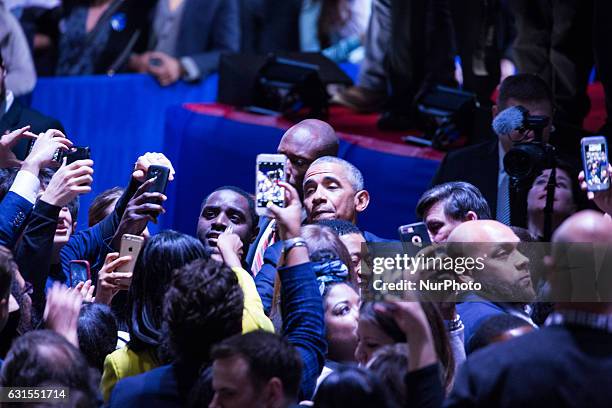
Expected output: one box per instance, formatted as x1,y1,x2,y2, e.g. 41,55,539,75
581,136,610,192
398,222,432,253
11,138,36,161
146,165,170,195
64,146,91,165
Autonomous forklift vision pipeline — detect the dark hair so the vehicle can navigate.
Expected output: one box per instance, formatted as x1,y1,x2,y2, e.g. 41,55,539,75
317,219,363,237
302,224,356,286
416,182,491,221
38,168,80,221
359,302,455,389
88,187,123,227
0,246,16,300
535,158,590,212
467,314,533,355
0,168,18,202
202,185,259,231
163,258,243,364
77,303,118,371
211,331,302,401
127,231,207,354
498,73,553,111
0,330,100,405
367,344,410,407
314,366,395,408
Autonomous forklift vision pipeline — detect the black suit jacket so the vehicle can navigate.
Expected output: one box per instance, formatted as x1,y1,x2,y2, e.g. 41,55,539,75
406,324,612,408
431,138,499,218
0,99,63,135
174,0,240,80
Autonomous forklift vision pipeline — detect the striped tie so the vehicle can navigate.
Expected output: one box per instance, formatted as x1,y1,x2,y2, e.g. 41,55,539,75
497,172,511,225
251,220,277,276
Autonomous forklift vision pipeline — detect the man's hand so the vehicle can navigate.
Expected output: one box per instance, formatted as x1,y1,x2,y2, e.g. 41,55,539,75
132,152,175,183
40,159,94,207
374,302,437,372
22,129,72,174
128,52,152,73
111,178,166,249
266,181,302,241
95,253,133,305
44,282,82,347
216,225,243,267
579,163,612,216
0,126,38,168
147,51,183,86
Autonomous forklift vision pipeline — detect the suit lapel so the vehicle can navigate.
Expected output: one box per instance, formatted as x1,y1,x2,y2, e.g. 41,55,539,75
0,100,23,134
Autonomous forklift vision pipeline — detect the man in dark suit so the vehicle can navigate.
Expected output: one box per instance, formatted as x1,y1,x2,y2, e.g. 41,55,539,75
129,0,240,86
0,52,63,138
432,74,554,224
403,210,612,408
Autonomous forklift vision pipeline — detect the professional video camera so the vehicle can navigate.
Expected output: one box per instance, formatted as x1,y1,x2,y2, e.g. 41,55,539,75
493,105,555,180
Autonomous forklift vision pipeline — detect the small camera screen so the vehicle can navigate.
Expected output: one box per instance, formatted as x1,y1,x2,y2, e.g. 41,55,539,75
585,143,609,187
257,161,285,208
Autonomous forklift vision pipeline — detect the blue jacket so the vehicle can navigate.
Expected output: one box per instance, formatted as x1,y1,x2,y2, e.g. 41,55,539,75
109,364,182,408
0,191,33,249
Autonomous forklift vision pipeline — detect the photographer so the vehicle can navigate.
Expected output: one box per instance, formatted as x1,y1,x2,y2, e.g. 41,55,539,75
432,74,554,225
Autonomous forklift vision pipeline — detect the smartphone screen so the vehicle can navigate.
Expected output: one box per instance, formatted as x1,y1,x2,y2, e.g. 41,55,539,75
69,261,90,288
583,137,610,192
256,157,286,210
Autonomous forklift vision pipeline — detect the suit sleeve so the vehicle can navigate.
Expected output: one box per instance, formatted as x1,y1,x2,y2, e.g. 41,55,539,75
279,262,326,400
180,0,240,81
0,192,34,249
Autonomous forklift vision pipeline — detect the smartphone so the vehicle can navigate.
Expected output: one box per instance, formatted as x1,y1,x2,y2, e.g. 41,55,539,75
398,222,432,249
64,146,91,165
11,138,36,161
69,260,91,288
117,234,145,277
581,136,610,192
255,154,287,216
146,165,170,195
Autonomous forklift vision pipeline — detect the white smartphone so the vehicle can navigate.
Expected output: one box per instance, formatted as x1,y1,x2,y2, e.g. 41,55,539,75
255,154,287,216
116,234,145,280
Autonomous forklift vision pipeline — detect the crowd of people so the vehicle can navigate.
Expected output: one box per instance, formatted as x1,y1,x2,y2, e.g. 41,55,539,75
1,1,612,408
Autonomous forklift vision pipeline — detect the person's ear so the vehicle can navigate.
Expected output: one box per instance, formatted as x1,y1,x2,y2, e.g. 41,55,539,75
354,190,370,214
465,211,478,221
492,104,499,117
263,377,284,408
72,221,77,231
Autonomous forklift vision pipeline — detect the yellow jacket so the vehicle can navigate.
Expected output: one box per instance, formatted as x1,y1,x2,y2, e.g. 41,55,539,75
100,266,273,401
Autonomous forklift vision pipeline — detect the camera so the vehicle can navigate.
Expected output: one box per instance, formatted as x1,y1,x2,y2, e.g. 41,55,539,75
502,107,555,180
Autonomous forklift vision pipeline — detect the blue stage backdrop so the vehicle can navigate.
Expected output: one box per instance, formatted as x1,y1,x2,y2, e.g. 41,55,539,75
31,73,219,232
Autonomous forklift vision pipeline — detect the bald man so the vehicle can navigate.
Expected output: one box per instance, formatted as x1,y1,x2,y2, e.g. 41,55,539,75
448,220,537,345
277,119,339,196
436,211,612,407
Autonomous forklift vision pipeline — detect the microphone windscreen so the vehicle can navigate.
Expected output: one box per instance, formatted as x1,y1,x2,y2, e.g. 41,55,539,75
492,106,525,137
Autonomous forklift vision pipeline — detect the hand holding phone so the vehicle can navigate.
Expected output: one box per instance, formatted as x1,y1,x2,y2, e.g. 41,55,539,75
398,222,432,256
69,260,91,288
255,154,287,216
146,165,170,195
581,136,610,192
117,234,145,275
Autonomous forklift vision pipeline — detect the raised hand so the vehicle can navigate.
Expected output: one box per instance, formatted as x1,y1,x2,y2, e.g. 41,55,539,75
132,152,175,183
40,159,94,207
579,163,612,216
265,181,302,241
216,225,243,267
44,282,82,347
94,253,133,305
22,129,72,172
0,126,37,168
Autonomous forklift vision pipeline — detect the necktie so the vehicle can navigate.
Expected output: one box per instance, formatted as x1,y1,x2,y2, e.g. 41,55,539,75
251,220,277,276
497,172,511,225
